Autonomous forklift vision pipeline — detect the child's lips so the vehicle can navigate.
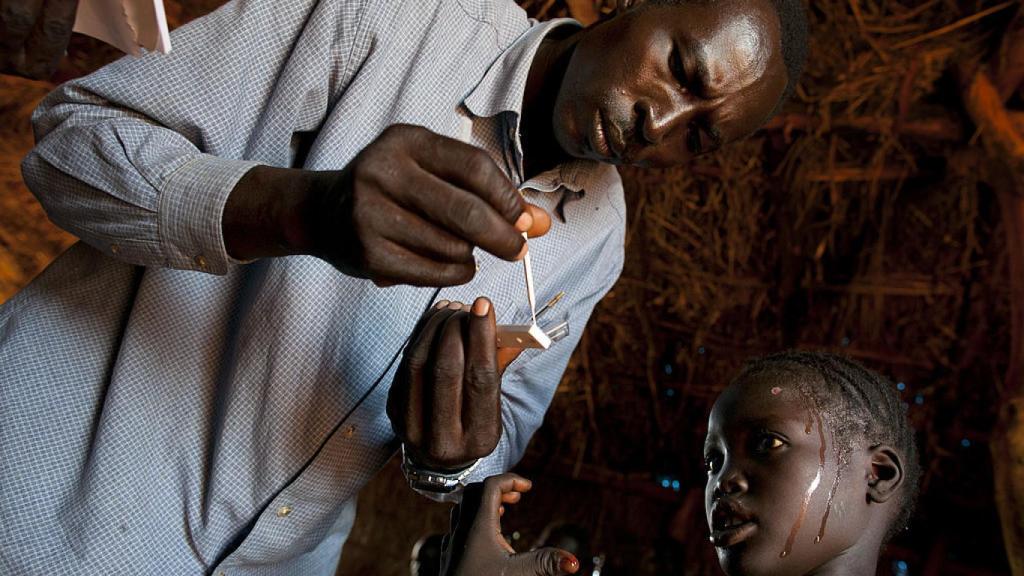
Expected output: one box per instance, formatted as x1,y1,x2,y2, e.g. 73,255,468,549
711,520,757,548
710,501,757,547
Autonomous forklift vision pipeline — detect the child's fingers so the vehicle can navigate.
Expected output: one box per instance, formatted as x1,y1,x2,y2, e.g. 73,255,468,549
498,346,525,373
501,491,523,504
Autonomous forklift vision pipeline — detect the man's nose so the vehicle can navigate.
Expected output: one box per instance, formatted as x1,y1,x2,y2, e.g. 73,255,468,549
638,95,696,145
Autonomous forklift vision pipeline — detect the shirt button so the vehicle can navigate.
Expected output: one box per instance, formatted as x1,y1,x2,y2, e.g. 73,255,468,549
276,505,292,517
344,425,357,438
195,255,208,271
110,243,120,255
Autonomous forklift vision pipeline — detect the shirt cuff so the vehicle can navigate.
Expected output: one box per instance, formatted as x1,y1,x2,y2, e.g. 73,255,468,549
158,154,262,274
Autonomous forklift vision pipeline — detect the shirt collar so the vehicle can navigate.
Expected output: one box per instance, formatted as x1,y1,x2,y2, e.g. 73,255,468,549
464,18,601,199
463,18,581,120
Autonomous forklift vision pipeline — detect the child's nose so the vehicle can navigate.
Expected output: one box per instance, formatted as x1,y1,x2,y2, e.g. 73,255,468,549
714,465,748,497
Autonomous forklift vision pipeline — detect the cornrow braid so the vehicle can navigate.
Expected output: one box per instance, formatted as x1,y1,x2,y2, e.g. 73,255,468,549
732,350,922,542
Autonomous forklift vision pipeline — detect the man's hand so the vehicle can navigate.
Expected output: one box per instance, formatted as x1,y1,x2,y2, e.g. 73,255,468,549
442,474,580,576
1,0,78,79
308,124,549,287
388,297,518,471
223,125,551,287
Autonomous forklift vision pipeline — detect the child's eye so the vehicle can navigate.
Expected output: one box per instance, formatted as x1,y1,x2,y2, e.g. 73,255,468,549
755,434,787,452
704,454,722,475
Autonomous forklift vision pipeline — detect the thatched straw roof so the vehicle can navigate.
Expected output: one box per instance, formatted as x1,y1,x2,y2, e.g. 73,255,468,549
1,1,1018,574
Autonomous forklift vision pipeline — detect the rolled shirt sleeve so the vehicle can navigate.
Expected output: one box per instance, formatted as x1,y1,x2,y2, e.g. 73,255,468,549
20,0,365,273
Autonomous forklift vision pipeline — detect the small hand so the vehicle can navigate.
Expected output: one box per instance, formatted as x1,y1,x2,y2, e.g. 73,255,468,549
443,473,579,576
389,297,515,471
308,124,551,287
0,0,78,79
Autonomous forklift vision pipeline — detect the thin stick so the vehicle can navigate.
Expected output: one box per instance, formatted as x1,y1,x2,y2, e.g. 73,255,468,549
893,1,1017,50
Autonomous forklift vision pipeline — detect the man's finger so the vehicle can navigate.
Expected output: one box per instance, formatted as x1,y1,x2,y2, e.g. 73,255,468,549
398,170,526,262
508,547,580,576
377,201,475,264
425,310,468,467
411,129,524,225
400,305,464,447
524,203,551,239
462,297,501,455
366,238,476,287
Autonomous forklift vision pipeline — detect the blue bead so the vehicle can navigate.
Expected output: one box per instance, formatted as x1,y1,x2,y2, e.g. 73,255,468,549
896,382,906,391
961,438,971,448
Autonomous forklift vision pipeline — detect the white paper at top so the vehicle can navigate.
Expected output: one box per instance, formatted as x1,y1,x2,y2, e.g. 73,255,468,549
73,0,171,56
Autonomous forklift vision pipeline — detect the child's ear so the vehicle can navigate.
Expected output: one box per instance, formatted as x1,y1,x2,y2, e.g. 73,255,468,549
866,446,904,504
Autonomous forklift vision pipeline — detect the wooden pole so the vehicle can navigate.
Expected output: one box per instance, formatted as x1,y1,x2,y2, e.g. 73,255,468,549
962,67,1024,576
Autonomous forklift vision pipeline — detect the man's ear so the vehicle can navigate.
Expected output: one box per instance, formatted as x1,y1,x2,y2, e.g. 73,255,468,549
866,446,904,504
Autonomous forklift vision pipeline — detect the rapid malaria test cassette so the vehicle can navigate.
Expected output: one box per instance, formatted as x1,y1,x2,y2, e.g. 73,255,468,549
496,323,552,349
495,231,560,350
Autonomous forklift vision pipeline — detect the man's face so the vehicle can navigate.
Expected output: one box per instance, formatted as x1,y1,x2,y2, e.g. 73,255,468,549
703,373,873,576
552,0,787,167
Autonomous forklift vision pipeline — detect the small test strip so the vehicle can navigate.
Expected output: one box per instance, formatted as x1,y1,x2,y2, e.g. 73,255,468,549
522,232,539,325
494,169,567,350
496,231,552,349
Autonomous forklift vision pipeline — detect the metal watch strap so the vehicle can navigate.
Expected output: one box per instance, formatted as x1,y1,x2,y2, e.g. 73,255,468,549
400,444,481,494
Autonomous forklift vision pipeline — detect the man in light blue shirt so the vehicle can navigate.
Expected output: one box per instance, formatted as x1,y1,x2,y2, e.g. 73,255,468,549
1,0,806,573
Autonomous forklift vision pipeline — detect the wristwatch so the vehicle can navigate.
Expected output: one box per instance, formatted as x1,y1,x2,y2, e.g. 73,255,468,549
400,444,481,494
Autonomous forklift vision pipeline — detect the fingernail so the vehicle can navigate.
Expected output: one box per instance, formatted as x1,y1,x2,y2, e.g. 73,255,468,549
514,211,533,232
435,300,450,309
560,555,579,573
514,242,528,261
448,301,463,310
472,297,490,317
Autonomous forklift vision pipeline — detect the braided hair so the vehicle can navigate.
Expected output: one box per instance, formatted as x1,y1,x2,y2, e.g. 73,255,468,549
732,350,921,542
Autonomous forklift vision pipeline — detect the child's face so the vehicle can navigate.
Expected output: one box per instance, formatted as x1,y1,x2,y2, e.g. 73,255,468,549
703,373,874,576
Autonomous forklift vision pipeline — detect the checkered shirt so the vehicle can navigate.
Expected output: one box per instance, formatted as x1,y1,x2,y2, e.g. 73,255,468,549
1,1,626,574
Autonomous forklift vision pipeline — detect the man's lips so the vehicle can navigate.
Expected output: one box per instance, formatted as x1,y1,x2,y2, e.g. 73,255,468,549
590,108,627,163
590,109,612,159
603,111,627,159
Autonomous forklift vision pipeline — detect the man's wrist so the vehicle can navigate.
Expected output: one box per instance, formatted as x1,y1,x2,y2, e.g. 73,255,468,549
222,165,338,260
401,445,480,493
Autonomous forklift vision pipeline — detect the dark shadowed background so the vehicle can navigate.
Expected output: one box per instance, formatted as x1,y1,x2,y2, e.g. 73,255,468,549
1,1,1021,575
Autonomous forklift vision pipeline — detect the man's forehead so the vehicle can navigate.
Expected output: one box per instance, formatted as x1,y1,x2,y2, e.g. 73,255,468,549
701,12,777,97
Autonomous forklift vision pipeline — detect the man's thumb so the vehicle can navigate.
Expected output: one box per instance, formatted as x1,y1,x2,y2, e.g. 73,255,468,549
509,547,579,576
